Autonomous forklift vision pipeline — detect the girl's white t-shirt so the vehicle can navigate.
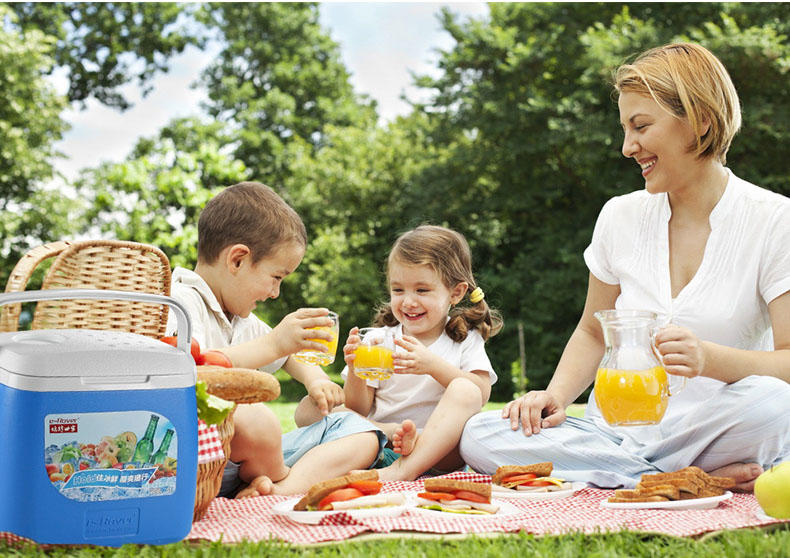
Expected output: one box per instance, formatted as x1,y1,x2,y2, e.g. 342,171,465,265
341,323,497,430
583,169,790,425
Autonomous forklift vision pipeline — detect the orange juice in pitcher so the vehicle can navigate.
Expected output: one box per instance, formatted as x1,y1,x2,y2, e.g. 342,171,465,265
593,310,683,426
594,366,669,425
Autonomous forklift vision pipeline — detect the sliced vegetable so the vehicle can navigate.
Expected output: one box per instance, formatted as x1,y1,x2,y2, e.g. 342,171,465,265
452,490,489,503
417,491,457,502
317,487,365,511
501,472,537,484
195,380,235,425
347,480,382,494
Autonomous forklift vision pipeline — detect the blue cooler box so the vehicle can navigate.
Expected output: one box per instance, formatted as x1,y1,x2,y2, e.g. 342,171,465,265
0,290,198,546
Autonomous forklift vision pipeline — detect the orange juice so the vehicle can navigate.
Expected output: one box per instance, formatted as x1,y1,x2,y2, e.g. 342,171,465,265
354,345,394,380
294,326,339,366
594,366,669,426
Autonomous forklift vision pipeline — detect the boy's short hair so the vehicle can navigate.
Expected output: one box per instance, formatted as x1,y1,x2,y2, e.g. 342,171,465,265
614,42,741,164
197,181,307,264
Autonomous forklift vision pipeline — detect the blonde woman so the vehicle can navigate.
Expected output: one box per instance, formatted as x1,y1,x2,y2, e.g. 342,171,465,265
461,43,790,492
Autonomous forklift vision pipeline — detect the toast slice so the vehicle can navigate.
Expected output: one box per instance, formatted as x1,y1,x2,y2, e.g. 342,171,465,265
492,462,553,485
293,470,378,511
614,484,680,501
608,495,669,503
423,478,492,501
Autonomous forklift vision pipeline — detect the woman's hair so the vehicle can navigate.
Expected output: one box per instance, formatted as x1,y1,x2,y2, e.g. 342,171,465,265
373,225,503,342
614,42,741,164
198,181,307,264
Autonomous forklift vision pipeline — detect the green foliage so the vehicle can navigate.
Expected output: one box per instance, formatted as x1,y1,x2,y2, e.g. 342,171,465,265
0,5,77,284
5,3,789,402
8,2,202,109
75,117,249,269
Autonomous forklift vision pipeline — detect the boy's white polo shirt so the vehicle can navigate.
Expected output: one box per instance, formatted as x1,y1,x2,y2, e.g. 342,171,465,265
165,267,288,374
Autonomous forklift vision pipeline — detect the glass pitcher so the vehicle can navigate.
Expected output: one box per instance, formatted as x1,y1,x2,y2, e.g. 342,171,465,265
594,309,684,426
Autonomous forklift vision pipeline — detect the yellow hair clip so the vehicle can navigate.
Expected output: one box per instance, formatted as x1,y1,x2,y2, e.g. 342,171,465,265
469,287,485,304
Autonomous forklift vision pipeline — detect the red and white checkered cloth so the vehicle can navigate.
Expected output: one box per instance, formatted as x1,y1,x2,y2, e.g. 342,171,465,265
186,472,790,544
197,419,225,465
3,472,787,547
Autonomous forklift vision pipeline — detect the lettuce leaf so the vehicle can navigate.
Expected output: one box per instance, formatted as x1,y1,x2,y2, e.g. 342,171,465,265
195,380,235,425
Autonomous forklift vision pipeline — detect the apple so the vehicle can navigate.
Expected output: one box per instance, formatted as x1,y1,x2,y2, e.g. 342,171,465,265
754,461,790,519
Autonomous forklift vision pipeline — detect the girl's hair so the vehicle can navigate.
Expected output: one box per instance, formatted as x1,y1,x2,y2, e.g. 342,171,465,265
614,42,741,164
373,225,503,342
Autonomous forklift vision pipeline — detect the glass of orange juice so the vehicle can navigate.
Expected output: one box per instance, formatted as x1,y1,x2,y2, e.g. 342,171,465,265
293,311,339,366
353,328,395,381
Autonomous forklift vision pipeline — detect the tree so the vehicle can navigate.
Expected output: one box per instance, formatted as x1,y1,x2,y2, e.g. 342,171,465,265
196,2,377,186
7,2,202,110
75,117,249,270
0,5,76,283
405,2,790,398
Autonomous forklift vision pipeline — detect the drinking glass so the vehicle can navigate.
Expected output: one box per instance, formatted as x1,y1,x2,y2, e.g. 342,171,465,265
353,328,395,381
293,311,339,366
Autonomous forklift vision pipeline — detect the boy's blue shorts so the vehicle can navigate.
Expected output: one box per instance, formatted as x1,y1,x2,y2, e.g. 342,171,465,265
220,412,387,497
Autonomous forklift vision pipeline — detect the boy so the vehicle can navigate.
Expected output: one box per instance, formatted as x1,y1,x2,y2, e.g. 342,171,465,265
166,181,385,497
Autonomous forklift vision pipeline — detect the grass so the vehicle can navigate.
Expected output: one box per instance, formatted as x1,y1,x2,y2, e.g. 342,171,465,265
3,528,789,556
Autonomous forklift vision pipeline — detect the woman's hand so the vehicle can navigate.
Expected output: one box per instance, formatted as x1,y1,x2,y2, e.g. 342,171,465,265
654,324,705,378
306,378,344,416
392,335,443,376
501,390,567,436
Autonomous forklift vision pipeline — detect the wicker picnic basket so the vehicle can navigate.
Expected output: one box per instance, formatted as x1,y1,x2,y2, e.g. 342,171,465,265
0,240,280,523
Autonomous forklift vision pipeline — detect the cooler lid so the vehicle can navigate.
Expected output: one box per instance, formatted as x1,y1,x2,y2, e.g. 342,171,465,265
0,329,195,391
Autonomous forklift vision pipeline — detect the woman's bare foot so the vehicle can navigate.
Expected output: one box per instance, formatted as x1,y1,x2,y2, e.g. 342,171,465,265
235,475,275,498
392,420,417,456
710,462,764,492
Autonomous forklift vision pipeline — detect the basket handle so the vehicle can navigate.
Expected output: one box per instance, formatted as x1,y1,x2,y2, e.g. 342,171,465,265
0,289,192,355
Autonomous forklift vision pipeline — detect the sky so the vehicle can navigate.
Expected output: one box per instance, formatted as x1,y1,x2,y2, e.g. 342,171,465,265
52,2,489,182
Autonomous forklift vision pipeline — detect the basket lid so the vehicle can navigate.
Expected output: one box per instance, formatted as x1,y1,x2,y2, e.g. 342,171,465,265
0,329,195,392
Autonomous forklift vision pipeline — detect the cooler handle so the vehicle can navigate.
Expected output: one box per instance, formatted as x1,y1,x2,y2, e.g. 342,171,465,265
0,289,192,355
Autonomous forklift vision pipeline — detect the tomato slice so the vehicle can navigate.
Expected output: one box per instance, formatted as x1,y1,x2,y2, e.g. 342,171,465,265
317,487,364,511
452,490,489,503
523,480,553,487
417,491,456,502
501,473,538,484
347,480,382,494
201,350,233,368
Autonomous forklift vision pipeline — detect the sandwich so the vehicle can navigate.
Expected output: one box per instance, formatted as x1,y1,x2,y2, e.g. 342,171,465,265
491,462,571,493
416,478,499,515
293,470,405,511
607,466,735,503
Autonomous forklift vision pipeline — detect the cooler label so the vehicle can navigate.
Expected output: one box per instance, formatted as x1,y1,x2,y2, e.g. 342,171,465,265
44,411,177,501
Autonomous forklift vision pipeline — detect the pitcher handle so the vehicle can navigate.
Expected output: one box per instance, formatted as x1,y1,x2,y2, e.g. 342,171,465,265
651,325,686,396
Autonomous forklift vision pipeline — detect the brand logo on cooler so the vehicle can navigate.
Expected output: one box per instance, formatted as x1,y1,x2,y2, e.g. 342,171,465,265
84,508,140,538
49,417,78,434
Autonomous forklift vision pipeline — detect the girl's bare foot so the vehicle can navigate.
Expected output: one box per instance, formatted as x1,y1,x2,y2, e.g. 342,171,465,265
710,462,763,492
235,475,275,498
392,420,418,456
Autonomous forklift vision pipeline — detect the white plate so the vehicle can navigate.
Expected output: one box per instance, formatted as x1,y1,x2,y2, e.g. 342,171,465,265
409,497,521,519
491,481,587,500
271,497,408,525
600,491,733,510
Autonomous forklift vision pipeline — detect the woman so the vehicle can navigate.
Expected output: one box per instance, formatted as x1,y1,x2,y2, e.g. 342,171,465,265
460,43,790,491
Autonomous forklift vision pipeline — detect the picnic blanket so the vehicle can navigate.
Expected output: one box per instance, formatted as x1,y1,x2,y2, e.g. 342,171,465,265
186,471,789,544
2,472,786,547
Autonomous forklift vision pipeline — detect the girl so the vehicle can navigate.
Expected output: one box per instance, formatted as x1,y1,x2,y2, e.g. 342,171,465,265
342,225,503,481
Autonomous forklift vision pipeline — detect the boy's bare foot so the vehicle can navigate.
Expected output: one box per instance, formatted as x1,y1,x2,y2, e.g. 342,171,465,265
235,475,275,498
392,420,417,457
709,462,763,492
